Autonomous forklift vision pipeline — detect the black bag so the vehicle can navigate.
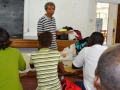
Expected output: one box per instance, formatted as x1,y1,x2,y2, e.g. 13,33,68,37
63,26,73,30
57,33,68,40
56,26,73,40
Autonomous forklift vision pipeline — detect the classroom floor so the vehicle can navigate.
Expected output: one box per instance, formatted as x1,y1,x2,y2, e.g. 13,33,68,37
20,71,37,90
20,71,83,90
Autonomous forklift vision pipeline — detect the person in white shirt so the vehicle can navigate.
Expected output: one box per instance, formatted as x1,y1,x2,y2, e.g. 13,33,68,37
72,32,108,90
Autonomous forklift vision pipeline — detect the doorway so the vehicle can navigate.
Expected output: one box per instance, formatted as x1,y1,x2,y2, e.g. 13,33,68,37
96,3,109,44
95,3,118,44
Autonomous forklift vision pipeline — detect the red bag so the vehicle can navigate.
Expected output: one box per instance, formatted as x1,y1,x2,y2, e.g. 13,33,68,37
60,78,82,90
74,30,82,40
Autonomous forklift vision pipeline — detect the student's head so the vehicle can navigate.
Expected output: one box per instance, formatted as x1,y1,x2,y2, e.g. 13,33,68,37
0,27,11,50
83,37,89,42
94,46,120,90
38,31,52,48
44,2,55,17
87,32,104,46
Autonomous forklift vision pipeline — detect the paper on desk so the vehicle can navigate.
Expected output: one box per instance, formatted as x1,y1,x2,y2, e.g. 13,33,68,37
61,47,73,60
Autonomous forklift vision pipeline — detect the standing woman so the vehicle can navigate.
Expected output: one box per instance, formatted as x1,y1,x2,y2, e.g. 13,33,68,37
0,27,26,90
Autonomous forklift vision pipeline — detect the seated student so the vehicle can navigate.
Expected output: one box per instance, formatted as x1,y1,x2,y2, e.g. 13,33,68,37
72,32,108,90
0,27,26,90
30,31,75,90
94,45,120,90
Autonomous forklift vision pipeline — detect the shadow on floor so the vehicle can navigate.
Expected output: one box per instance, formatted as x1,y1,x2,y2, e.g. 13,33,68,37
20,71,37,90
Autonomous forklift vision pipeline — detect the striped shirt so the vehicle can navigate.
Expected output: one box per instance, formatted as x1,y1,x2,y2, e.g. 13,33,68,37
37,15,58,50
30,48,62,90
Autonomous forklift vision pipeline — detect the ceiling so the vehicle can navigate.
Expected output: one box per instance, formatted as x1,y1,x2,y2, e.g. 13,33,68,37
95,0,120,4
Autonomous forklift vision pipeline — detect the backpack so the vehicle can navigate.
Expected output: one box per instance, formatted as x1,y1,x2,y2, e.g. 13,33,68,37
57,33,68,40
61,78,82,90
75,37,89,55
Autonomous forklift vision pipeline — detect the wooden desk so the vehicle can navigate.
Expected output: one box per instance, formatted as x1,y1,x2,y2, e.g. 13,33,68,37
10,39,76,51
63,60,78,72
10,39,39,48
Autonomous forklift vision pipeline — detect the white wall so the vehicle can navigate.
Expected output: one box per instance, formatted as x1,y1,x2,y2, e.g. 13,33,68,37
23,0,120,40
87,0,96,36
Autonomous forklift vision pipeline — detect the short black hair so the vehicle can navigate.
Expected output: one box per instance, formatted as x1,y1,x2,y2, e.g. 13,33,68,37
83,37,89,42
38,31,52,48
89,32,104,45
0,27,11,50
44,2,55,10
98,45,120,90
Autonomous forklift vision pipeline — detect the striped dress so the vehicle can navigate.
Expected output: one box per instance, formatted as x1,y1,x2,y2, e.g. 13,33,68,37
30,48,62,90
37,15,58,50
